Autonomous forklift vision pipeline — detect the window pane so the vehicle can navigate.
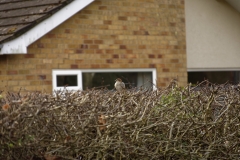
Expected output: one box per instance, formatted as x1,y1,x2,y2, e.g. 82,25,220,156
188,71,240,84
82,72,152,90
57,75,78,87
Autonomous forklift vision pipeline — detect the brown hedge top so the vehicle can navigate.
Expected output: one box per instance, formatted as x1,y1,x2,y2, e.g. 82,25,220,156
1,81,240,159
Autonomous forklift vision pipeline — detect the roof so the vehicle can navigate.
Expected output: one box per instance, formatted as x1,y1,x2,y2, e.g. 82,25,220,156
0,0,94,55
0,0,73,44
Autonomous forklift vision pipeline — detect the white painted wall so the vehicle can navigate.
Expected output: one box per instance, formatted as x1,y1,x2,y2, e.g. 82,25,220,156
185,0,240,71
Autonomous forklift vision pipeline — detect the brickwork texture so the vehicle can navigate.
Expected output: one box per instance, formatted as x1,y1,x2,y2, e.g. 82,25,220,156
0,0,187,93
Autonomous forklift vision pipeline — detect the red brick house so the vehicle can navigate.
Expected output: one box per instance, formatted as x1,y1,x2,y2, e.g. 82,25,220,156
0,0,187,93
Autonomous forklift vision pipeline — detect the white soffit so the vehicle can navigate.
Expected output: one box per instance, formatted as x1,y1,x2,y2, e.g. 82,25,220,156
0,0,94,55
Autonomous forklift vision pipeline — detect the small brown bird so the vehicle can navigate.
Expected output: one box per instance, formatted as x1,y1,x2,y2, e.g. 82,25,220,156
114,78,125,91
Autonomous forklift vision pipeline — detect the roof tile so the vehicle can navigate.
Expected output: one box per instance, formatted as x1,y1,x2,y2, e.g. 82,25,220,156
0,15,45,27
0,5,56,19
0,0,74,44
0,0,64,12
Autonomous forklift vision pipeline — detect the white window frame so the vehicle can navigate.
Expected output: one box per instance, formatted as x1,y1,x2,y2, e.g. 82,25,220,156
188,68,240,72
52,70,82,91
52,68,157,91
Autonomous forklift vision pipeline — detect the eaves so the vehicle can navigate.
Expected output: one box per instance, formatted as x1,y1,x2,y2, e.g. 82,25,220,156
0,0,94,55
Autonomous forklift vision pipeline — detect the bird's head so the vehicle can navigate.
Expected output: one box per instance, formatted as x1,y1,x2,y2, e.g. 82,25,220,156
115,78,122,82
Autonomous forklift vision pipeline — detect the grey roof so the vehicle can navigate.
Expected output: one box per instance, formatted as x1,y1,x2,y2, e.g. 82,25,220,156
0,0,73,44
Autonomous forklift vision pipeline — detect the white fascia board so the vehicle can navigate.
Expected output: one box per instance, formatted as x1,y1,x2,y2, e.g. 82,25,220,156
0,0,94,55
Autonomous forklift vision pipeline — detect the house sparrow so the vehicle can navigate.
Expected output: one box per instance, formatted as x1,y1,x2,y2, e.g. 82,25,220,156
167,78,178,89
114,78,125,91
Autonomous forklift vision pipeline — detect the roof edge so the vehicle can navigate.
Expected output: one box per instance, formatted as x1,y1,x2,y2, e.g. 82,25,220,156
0,0,94,55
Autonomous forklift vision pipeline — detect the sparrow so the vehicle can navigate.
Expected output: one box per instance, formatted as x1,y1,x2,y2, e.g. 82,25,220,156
114,78,125,91
167,78,178,89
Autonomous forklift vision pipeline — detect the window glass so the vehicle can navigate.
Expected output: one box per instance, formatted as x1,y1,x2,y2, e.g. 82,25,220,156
52,69,156,91
82,72,152,90
57,75,78,87
188,71,240,84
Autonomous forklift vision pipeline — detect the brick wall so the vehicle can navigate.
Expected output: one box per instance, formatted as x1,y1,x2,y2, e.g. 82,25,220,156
0,0,187,93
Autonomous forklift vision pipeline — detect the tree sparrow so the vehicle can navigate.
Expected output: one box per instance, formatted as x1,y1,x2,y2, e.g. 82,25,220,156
114,78,125,91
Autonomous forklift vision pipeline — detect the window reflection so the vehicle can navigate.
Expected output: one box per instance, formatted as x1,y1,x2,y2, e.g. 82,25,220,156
82,72,152,90
57,75,78,87
188,71,240,84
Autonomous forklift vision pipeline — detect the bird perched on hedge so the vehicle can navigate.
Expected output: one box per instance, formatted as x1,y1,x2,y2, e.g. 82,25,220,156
114,78,125,91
